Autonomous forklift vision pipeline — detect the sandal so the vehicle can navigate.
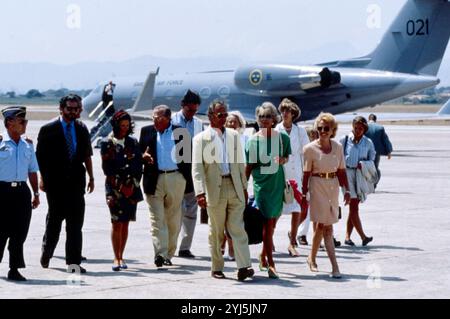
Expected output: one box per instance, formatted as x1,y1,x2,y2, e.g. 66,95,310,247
288,231,298,247
258,254,268,272
288,245,301,257
307,257,318,272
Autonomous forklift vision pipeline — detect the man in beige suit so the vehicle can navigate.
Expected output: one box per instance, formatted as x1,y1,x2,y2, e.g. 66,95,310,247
192,100,254,281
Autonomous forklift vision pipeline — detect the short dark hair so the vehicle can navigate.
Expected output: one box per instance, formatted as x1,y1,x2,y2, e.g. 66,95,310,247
353,116,369,133
368,114,377,122
111,110,134,137
60,94,82,109
181,89,201,106
208,99,228,115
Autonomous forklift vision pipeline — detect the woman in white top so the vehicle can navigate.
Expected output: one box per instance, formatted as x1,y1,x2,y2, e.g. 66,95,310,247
275,99,310,257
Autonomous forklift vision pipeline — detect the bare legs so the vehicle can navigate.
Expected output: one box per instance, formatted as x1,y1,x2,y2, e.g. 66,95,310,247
111,221,129,266
260,218,278,277
308,223,340,275
288,211,307,256
323,225,340,275
346,199,369,241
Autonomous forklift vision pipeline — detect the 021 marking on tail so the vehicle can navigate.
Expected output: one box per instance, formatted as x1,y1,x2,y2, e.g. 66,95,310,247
82,0,450,122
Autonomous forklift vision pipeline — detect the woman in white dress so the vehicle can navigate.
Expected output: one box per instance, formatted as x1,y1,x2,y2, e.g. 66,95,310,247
275,98,310,257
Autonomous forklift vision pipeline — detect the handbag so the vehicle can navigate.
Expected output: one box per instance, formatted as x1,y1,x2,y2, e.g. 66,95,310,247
283,179,294,204
244,200,264,245
279,134,294,204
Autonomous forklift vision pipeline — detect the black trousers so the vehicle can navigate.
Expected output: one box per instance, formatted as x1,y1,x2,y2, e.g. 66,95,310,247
0,183,32,269
42,192,85,265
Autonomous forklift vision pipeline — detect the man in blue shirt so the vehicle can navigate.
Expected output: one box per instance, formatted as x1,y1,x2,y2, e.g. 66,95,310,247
36,94,94,274
365,114,393,188
171,90,203,258
0,106,40,281
140,105,192,267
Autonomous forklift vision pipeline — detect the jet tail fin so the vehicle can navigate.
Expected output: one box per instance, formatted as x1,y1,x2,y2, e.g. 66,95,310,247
131,68,159,113
366,0,450,76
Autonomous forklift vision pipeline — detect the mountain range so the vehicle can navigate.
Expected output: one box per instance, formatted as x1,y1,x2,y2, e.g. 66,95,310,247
1,45,449,93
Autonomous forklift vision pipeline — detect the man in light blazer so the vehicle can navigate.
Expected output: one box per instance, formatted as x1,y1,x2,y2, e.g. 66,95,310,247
192,100,254,281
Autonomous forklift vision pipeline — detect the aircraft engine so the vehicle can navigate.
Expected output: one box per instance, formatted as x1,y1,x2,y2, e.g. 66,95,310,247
234,64,341,96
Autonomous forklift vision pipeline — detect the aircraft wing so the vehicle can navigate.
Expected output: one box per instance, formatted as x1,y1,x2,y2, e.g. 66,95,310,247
316,57,372,68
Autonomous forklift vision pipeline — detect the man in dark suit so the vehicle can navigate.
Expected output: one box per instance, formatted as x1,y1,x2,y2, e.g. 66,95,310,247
36,94,95,273
365,114,393,188
139,105,192,267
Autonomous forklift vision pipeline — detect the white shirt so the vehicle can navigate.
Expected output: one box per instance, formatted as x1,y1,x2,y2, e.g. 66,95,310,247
210,127,230,176
275,123,310,183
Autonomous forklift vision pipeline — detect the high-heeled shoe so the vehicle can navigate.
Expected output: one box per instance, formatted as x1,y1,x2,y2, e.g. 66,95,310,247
307,257,318,272
287,245,301,257
268,267,279,279
258,254,268,272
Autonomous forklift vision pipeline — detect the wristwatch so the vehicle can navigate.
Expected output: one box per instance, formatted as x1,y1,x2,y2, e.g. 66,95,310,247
34,192,40,197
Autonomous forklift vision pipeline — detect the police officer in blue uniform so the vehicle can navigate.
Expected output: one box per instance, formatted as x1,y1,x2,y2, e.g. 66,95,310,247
0,106,40,281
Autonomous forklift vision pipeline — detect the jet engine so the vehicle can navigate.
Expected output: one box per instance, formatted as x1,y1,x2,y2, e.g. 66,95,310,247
234,64,341,96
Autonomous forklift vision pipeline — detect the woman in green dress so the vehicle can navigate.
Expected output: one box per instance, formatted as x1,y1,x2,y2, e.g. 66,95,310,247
246,102,291,279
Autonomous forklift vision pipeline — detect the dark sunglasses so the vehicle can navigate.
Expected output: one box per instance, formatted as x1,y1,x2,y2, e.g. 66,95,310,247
317,126,331,132
258,114,272,120
215,112,228,119
65,106,81,112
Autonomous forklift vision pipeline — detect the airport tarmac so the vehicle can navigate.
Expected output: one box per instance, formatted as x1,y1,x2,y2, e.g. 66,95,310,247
0,119,449,299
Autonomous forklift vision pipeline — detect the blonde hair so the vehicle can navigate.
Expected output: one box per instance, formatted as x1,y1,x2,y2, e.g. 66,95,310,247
255,102,281,128
313,112,338,138
305,126,319,141
226,111,246,133
278,98,301,121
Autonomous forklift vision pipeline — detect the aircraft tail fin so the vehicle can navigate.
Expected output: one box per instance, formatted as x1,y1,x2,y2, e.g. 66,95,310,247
131,68,159,113
366,0,450,76
438,99,450,116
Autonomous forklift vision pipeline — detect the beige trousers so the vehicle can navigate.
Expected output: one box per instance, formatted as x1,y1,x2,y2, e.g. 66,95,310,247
208,177,251,272
146,172,186,260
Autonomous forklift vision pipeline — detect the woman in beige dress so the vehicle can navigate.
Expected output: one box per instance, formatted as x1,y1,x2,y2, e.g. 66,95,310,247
301,113,350,278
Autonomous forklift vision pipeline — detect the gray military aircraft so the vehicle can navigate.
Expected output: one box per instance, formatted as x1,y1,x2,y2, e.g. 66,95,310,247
82,0,450,123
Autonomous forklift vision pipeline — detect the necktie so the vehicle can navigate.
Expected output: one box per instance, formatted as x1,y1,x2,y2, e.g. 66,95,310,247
66,123,75,160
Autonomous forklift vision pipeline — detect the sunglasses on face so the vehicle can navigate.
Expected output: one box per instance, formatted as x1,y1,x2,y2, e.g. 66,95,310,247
65,106,81,112
258,114,272,120
153,116,168,122
215,112,228,119
317,126,331,132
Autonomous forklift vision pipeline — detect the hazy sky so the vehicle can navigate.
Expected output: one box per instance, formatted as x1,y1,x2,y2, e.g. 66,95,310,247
0,0,414,64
